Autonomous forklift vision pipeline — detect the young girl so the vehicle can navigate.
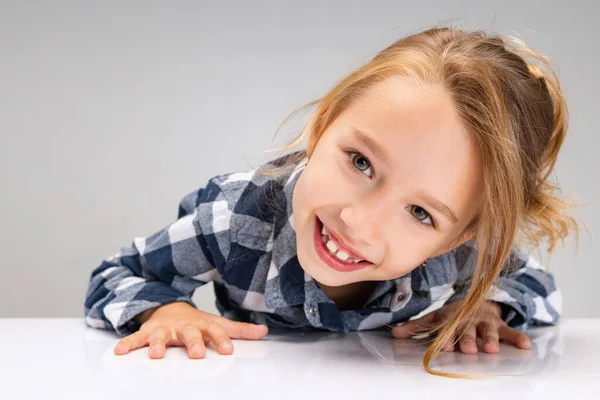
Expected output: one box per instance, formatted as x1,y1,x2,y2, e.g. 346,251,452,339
84,25,579,377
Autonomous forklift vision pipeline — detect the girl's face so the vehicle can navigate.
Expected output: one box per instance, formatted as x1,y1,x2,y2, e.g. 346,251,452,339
292,76,484,288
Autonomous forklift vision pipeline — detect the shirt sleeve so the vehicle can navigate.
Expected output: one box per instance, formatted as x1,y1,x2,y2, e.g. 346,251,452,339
485,250,562,331
447,245,562,331
84,179,232,336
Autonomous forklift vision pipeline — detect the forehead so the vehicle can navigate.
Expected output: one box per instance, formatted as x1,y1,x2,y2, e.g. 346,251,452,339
348,77,465,146
331,76,484,224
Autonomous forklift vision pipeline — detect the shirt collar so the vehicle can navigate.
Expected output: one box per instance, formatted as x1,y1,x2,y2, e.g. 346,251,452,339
265,154,307,310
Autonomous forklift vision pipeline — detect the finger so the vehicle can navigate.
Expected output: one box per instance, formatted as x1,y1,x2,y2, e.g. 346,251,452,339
498,325,532,350
114,330,149,355
458,324,478,354
477,321,500,354
391,312,437,339
202,321,234,355
147,327,170,359
177,324,207,359
442,333,455,352
216,319,268,340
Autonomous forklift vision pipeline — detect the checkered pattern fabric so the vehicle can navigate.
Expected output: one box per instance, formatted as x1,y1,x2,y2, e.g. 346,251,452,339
84,151,562,336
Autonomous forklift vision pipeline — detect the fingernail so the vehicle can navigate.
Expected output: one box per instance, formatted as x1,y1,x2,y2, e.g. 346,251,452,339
116,343,128,352
150,345,162,352
219,342,233,351
192,344,203,352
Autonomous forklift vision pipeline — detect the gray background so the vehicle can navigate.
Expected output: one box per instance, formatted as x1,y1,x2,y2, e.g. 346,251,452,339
1,0,597,318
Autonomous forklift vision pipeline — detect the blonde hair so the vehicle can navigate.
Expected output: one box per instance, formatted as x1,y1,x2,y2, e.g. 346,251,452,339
258,25,581,377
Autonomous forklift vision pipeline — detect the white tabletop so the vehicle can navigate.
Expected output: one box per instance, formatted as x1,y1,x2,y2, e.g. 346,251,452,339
1,318,598,399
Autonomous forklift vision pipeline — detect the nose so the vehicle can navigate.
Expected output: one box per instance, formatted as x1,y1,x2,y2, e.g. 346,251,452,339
339,191,395,242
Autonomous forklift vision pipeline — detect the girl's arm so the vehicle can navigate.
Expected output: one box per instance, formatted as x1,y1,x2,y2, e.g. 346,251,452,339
485,250,562,331
84,181,230,336
447,245,562,332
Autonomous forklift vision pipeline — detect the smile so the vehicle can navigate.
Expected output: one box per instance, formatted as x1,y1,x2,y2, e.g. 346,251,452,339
313,217,372,272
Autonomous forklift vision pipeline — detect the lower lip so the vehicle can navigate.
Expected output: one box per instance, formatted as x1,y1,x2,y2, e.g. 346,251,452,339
313,217,371,273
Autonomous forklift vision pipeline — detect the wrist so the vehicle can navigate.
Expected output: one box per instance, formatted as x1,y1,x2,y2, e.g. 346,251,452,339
134,301,193,324
487,300,503,318
134,307,159,325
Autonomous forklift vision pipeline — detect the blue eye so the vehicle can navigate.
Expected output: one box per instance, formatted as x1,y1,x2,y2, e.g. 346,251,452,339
347,151,373,178
408,205,434,227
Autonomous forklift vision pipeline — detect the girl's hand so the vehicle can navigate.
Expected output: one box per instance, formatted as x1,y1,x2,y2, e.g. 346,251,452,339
113,302,268,359
391,300,531,354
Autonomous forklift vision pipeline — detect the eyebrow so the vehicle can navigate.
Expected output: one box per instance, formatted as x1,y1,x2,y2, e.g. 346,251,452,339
350,127,390,165
416,191,459,224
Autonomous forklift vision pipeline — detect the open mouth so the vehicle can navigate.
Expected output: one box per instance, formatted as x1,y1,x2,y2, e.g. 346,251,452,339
313,216,372,272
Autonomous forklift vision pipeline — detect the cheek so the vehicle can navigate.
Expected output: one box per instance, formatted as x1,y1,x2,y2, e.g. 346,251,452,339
292,172,322,222
300,164,347,204
375,235,439,278
388,242,420,265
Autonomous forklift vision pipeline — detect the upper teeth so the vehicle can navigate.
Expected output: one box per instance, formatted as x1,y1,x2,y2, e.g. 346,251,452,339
321,225,364,264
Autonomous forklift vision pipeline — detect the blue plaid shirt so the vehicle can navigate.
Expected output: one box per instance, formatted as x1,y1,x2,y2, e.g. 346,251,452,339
84,151,562,336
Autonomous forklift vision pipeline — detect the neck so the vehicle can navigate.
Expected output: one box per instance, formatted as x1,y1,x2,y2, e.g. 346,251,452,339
317,280,378,311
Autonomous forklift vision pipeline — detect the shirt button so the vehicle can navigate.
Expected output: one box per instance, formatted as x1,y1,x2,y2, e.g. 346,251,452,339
309,305,317,316
396,294,406,302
